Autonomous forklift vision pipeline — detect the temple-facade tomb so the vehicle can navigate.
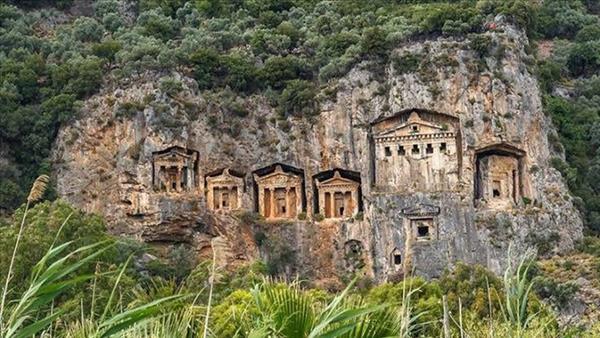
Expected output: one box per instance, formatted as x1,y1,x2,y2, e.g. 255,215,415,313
372,109,460,193
475,143,526,208
206,168,244,211
253,164,304,220
152,146,199,193
314,169,361,219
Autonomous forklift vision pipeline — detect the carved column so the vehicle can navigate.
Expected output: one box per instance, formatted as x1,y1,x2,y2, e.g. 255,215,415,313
344,190,352,217
269,187,275,219
285,187,291,218
207,184,213,209
229,186,236,209
166,167,172,193
176,166,182,192
351,189,358,216
325,191,332,218
318,188,325,216
257,186,264,217
186,166,193,190
296,183,302,217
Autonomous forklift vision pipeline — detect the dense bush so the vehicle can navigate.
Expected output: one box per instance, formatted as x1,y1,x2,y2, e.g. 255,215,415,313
541,73,600,232
278,79,318,117
0,201,143,312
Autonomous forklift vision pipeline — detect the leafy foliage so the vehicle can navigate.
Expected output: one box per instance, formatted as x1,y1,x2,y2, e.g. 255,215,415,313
533,0,600,233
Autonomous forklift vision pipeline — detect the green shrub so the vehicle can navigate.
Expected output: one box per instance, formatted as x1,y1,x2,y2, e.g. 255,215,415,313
469,34,492,57
439,263,503,318
576,24,600,42
442,20,472,36
189,48,220,89
536,0,596,39
576,236,600,256
278,79,318,118
533,276,579,308
259,55,313,90
136,8,178,41
536,60,563,92
567,41,600,76
0,200,139,297
159,76,184,97
116,100,145,118
392,53,421,74
360,26,388,58
72,17,104,42
92,39,122,63
221,53,258,93
525,231,560,256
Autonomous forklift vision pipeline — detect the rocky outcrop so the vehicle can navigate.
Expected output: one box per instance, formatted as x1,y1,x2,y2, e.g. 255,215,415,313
52,18,582,284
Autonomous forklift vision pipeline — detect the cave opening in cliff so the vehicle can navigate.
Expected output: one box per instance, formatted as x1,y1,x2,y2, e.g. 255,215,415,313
390,248,402,270
394,253,402,265
411,144,420,155
385,146,392,157
313,169,362,219
474,143,526,207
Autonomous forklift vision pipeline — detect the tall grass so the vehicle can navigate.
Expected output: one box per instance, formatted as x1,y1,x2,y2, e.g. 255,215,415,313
0,174,50,328
446,249,555,338
0,176,185,338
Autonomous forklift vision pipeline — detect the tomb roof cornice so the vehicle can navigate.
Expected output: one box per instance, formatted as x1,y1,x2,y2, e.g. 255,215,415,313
374,132,455,143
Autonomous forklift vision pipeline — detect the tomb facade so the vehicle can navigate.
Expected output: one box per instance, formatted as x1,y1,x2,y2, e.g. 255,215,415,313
152,146,198,193
372,110,460,193
475,143,526,208
402,203,440,242
206,168,244,211
314,170,361,219
254,164,304,220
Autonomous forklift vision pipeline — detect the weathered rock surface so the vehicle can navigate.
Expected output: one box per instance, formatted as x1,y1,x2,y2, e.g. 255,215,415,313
52,19,583,284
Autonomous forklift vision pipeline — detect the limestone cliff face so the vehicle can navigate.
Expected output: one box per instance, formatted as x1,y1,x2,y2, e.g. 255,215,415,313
52,19,582,284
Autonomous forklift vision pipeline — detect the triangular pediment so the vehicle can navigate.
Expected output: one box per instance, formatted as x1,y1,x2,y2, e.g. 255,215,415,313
153,147,194,161
319,176,359,187
207,168,244,185
401,203,440,217
380,122,443,136
255,165,302,183
376,111,455,138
